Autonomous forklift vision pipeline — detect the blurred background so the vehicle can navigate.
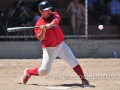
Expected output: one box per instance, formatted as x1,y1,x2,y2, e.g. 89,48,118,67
0,0,120,41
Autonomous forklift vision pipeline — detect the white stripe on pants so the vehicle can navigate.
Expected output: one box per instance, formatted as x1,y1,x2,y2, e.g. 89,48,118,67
38,41,79,76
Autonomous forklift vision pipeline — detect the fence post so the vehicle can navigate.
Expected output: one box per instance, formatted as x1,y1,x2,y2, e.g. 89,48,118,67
85,0,88,40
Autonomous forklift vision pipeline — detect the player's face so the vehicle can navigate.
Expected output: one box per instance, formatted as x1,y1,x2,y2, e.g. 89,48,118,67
40,9,52,19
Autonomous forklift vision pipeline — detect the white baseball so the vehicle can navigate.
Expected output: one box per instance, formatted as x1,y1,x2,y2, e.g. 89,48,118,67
98,25,103,30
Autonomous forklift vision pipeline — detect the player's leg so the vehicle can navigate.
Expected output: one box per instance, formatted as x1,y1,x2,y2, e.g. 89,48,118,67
38,47,59,75
58,42,89,85
21,47,59,84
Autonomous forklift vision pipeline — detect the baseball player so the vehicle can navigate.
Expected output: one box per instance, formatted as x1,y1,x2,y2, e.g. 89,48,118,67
21,1,89,87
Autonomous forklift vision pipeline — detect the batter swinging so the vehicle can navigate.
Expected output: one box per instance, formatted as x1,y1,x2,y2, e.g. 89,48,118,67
21,1,89,86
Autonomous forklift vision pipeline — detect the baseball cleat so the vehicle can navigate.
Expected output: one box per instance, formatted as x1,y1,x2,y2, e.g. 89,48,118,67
82,79,95,88
21,69,31,85
82,79,90,87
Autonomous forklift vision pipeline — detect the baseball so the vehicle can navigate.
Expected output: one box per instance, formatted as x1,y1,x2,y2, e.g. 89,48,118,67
98,25,103,30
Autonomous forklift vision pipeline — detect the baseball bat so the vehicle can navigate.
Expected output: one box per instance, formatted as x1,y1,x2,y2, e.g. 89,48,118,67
7,26,40,32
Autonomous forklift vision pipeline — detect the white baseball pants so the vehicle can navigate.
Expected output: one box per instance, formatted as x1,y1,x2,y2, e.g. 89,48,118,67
38,41,79,76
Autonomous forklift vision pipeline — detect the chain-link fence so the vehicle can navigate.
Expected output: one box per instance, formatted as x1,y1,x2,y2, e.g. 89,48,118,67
0,0,120,41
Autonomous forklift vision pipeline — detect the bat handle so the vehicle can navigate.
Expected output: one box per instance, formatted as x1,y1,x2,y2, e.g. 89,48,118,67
35,26,40,28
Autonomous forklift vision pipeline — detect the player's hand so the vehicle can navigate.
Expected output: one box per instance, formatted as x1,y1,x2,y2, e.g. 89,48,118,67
39,25,47,32
45,24,51,29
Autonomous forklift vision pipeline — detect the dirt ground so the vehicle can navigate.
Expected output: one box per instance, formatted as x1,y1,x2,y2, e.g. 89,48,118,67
0,58,120,90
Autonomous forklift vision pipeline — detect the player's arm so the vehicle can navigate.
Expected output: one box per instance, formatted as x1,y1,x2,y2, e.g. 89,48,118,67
45,13,61,29
36,25,47,41
45,18,59,29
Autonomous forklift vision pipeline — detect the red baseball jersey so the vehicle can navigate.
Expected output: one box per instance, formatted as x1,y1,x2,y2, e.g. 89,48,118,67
34,12,64,47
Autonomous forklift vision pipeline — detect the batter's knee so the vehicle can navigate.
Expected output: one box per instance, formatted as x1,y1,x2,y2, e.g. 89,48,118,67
38,69,48,76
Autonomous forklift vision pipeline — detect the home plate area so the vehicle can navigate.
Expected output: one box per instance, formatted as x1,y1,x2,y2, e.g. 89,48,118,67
45,84,95,90
46,86,72,90
0,59,120,90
